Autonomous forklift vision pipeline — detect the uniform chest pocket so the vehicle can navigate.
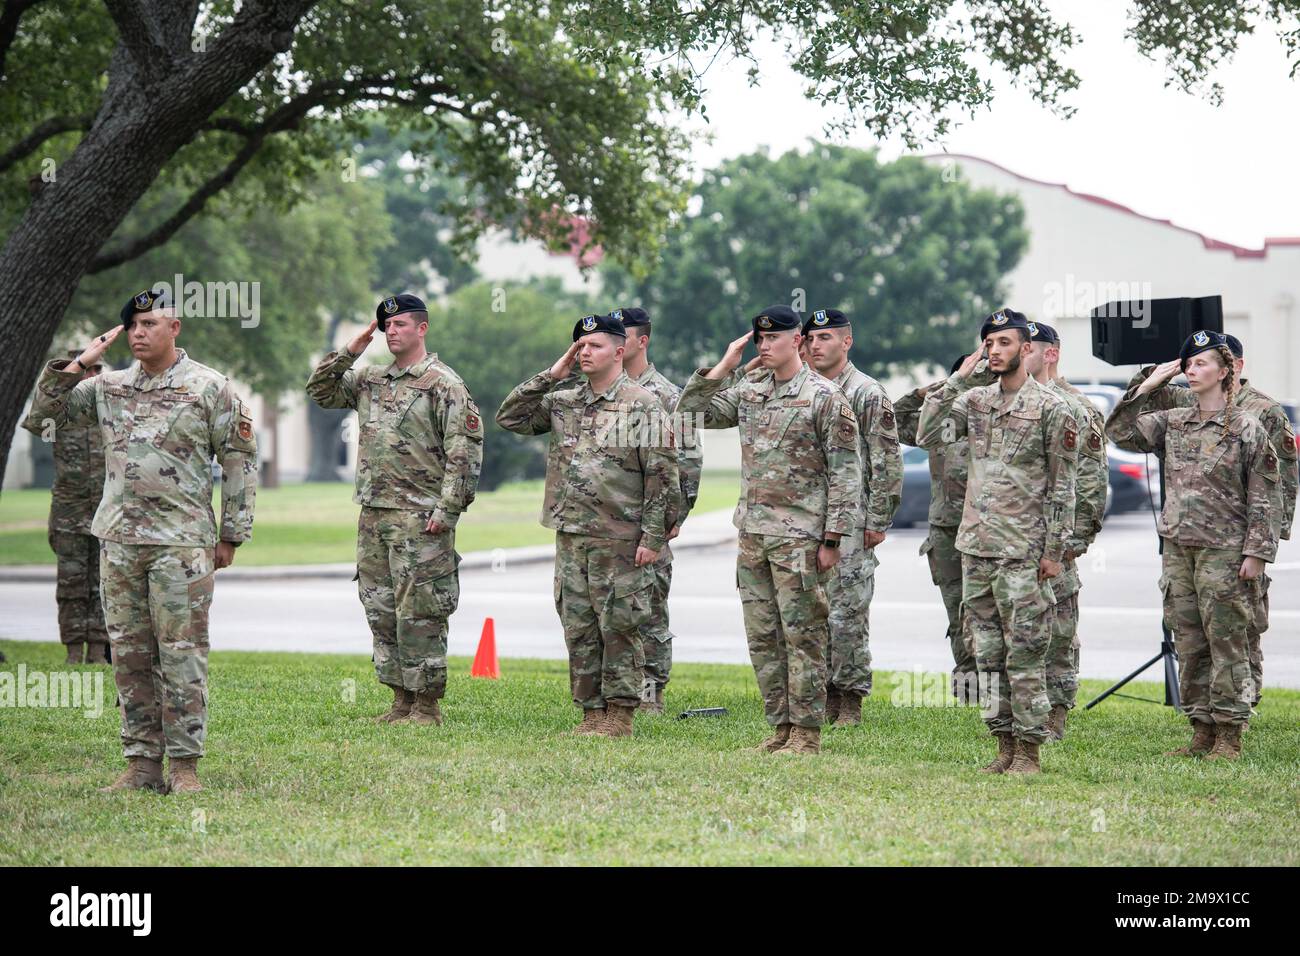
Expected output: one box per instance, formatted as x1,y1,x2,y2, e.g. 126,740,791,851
1002,409,1041,462
1203,435,1244,483
1164,426,1191,471
553,406,581,448
141,394,204,450
395,389,435,443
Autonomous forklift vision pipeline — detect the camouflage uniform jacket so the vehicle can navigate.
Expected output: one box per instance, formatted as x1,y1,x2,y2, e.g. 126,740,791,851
676,362,862,541
1050,377,1108,554
633,363,702,522
306,349,483,528
22,406,105,535
917,373,1079,563
496,369,680,549
1106,391,1282,562
832,361,902,533
26,349,257,547
894,362,996,528
1120,366,1297,540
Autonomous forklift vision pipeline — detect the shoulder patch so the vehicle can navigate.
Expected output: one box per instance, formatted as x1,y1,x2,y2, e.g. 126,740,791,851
839,404,855,420
1087,431,1102,453
1063,428,1077,452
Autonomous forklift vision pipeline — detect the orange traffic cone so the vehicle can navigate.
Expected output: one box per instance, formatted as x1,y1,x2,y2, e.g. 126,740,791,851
471,617,500,679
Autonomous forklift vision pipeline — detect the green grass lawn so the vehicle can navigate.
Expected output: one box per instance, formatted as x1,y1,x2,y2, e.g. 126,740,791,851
0,472,742,566
1,639,1296,866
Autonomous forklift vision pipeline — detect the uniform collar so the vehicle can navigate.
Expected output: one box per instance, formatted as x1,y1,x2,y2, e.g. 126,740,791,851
634,363,658,385
583,370,629,404
130,348,188,391
832,361,857,389
774,362,810,398
995,374,1037,415
386,352,437,379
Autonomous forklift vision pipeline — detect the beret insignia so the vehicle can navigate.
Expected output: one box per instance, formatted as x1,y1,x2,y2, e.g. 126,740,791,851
812,310,829,326
581,315,598,332
383,297,399,314
1193,330,1209,347
757,315,773,329
991,311,1009,326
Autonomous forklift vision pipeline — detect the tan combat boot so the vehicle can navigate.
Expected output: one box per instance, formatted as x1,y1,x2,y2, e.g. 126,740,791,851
775,725,822,755
167,757,202,794
99,757,165,794
596,702,636,738
1047,704,1069,741
638,685,665,715
833,691,863,727
824,687,842,725
752,724,791,753
401,691,443,726
1165,720,1215,757
375,685,413,723
1006,739,1042,775
65,643,86,665
979,733,1017,774
1204,723,1243,762
85,643,111,665
569,707,606,735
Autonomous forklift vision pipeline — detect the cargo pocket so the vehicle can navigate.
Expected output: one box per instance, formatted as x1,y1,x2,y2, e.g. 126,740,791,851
606,567,655,632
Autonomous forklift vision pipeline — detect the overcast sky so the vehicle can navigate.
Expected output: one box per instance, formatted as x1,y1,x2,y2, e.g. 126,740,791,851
682,3,1300,249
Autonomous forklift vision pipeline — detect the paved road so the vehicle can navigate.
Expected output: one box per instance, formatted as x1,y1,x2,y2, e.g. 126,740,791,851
3,511,1298,689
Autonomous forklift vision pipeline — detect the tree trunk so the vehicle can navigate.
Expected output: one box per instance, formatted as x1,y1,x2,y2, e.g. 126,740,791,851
305,311,348,482
0,0,314,487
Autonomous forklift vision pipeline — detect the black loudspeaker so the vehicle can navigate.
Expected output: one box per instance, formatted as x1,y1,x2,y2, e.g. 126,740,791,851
1091,295,1224,366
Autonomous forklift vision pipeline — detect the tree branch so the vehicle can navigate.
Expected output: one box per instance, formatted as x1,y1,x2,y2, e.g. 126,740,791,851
0,0,45,80
88,75,461,272
104,0,178,86
0,113,93,172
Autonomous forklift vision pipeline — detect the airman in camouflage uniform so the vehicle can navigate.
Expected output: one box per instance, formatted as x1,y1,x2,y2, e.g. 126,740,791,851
1108,331,1282,760
1025,323,1109,740
677,306,862,755
306,294,482,727
497,312,679,738
802,309,902,725
917,310,1078,775
895,355,996,700
610,307,702,714
1120,335,1296,707
26,291,257,794
23,350,110,665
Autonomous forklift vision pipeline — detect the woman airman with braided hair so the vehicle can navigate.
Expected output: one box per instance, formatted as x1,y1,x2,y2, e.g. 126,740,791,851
1106,331,1283,760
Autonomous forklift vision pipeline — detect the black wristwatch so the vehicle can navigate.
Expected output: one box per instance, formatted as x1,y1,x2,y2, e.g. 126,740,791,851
821,538,840,549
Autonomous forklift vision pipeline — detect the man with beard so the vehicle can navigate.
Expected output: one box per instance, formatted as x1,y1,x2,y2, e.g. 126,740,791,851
917,309,1078,774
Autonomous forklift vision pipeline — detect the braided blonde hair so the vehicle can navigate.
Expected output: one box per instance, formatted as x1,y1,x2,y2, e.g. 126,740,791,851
1212,344,1239,427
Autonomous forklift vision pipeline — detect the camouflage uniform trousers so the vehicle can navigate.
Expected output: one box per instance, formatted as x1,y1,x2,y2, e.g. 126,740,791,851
554,532,652,709
826,543,877,696
49,530,109,648
641,548,674,689
962,554,1054,743
357,506,460,697
100,542,214,759
920,523,972,678
1045,558,1082,710
1247,572,1269,706
737,532,830,729
1161,540,1257,727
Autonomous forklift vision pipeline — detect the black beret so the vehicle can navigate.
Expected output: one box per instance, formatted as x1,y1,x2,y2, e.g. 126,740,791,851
375,293,427,331
1179,329,1230,371
611,307,649,328
120,289,168,330
573,313,626,341
1028,320,1058,345
979,307,1031,340
752,304,802,343
1225,334,1243,358
802,308,850,336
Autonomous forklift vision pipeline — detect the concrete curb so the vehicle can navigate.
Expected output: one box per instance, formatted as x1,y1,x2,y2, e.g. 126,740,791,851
0,531,741,582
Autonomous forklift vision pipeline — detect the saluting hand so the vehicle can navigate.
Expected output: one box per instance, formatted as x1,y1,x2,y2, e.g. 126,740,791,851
346,319,379,357
1137,359,1183,395
73,325,123,370
706,332,753,380
954,350,985,380
549,341,581,380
